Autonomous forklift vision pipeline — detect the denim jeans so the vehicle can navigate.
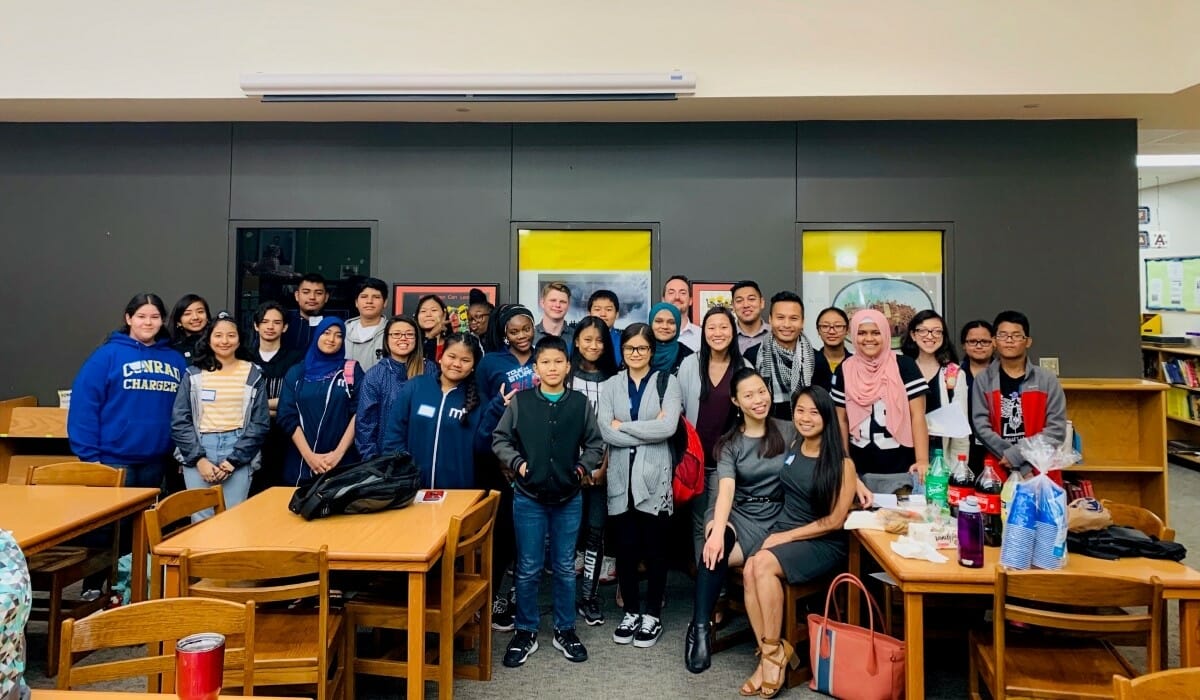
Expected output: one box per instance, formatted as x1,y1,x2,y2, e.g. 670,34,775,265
182,429,252,521
512,490,582,633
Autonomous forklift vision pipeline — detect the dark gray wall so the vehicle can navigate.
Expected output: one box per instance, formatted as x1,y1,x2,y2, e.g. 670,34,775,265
0,119,1137,402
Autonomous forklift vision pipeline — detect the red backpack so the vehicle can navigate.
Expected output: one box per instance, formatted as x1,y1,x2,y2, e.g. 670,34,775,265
654,372,706,504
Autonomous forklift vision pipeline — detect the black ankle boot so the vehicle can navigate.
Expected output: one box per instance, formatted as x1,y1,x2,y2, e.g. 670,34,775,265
684,621,714,673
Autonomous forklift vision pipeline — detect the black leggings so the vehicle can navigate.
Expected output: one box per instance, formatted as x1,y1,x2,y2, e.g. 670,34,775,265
578,484,606,601
613,508,670,618
692,525,736,625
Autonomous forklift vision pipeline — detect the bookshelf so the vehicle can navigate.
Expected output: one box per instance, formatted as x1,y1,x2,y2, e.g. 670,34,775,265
1142,343,1200,471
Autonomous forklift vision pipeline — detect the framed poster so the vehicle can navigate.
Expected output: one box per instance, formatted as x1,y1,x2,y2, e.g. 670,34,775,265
690,281,734,321
392,284,499,334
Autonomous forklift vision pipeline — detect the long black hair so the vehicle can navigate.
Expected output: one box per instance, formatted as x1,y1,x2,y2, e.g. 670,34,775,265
415,294,447,339
698,306,744,403
168,294,211,343
714,368,786,461
789,385,847,520
384,315,428,380
570,315,618,379
441,332,483,424
118,293,171,342
192,312,253,371
900,309,958,366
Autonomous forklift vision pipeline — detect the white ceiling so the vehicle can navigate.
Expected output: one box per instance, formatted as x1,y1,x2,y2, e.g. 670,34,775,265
1138,129,1200,188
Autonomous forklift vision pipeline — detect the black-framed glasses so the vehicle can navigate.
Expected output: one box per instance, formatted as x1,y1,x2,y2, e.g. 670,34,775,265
388,332,417,340
622,345,651,355
995,333,1027,342
963,339,993,347
817,324,847,332
912,328,944,338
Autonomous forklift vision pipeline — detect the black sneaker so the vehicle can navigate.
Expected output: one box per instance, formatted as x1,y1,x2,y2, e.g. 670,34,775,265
577,597,604,626
633,614,663,648
491,594,515,632
613,612,640,645
502,630,538,668
553,628,588,662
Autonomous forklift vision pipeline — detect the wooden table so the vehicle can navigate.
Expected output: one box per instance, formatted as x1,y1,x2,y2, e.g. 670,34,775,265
0,484,160,603
153,487,485,699
32,691,302,700
848,529,1200,700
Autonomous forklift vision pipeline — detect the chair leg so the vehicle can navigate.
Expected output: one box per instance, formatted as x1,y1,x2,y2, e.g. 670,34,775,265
46,575,63,677
344,611,357,700
439,621,455,700
480,590,492,681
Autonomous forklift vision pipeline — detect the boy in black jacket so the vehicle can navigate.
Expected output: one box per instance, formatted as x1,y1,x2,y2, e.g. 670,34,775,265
493,336,605,667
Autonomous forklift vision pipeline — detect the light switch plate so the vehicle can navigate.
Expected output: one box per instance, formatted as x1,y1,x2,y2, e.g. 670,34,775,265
1040,356,1060,376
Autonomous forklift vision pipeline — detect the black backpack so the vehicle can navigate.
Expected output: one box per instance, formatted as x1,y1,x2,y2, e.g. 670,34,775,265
1066,525,1187,562
288,453,422,521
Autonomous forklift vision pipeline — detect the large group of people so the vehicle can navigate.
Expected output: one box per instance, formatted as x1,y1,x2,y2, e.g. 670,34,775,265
65,271,1066,692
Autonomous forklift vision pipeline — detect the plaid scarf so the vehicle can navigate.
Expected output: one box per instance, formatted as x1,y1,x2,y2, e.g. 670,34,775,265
756,333,815,404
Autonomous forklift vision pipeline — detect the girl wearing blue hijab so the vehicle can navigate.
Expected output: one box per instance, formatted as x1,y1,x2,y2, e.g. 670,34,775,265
649,302,693,375
276,317,365,485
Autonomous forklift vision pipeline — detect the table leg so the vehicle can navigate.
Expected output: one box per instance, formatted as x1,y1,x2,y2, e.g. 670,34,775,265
1181,600,1200,667
160,564,181,693
131,512,148,603
904,592,925,700
847,535,862,626
408,571,426,699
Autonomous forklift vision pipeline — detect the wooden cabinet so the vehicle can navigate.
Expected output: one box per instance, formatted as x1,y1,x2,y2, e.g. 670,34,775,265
0,395,74,484
1141,343,1200,471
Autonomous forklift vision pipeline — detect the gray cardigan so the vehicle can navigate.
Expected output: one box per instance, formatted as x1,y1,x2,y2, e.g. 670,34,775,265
675,353,751,424
597,370,682,517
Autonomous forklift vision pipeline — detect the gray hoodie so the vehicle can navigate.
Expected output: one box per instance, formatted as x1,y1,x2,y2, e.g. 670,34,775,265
344,317,387,372
597,370,682,517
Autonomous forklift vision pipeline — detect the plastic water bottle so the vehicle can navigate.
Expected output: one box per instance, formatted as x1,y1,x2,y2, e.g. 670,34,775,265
957,496,985,568
925,448,949,513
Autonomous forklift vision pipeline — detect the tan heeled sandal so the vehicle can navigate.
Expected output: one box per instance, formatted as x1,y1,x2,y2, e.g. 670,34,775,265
739,649,764,697
759,637,799,699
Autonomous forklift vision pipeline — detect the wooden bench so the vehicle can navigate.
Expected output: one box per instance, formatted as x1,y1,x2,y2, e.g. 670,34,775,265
0,396,73,484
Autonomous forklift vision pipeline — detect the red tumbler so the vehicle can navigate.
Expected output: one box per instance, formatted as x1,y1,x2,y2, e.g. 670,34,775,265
175,633,225,700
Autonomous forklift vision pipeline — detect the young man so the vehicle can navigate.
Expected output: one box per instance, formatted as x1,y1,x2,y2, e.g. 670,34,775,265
663,275,700,352
587,289,623,365
281,273,329,352
535,281,575,347
730,280,769,354
344,277,388,371
743,291,816,420
970,310,1067,475
493,336,605,667
249,301,303,493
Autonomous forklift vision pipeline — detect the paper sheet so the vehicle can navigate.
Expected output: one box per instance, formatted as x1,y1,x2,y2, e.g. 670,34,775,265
925,404,971,438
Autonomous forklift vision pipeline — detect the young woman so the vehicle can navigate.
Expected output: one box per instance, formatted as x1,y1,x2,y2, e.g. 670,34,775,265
960,320,996,471
248,301,303,493
648,302,693,376
597,323,682,650
356,315,436,460
167,294,211,361
343,277,389,372
810,307,851,392
685,368,794,675
416,294,448,361
171,312,270,517
901,310,969,464
740,386,856,698
381,333,491,488
276,317,364,485
570,316,619,626
831,309,929,492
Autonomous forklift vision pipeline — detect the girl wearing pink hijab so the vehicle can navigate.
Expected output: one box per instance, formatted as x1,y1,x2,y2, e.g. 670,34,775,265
828,309,930,484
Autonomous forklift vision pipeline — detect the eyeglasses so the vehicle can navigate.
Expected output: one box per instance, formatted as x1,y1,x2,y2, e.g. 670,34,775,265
622,345,652,355
912,328,944,338
995,333,1027,342
388,332,417,340
963,339,993,347
817,324,847,332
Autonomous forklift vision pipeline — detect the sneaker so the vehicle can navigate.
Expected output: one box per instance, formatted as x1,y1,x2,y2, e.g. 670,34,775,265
633,614,663,648
613,612,640,645
502,630,538,668
81,589,103,602
577,597,604,626
599,556,618,584
491,594,515,632
574,550,585,576
553,628,588,662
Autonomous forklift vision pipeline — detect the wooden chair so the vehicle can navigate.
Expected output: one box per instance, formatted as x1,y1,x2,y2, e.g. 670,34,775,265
144,486,225,599
1113,668,1200,699
345,490,500,700
25,461,126,677
968,569,1163,700
179,545,345,700
57,596,255,693
1101,499,1176,542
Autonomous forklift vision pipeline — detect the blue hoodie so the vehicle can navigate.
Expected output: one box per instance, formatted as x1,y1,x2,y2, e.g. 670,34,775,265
68,332,187,464
476,349,536,405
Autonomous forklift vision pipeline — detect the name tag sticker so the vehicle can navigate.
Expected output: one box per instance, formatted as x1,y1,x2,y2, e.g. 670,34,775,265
417,404,436,418
784,453,795,466
200,389,217,402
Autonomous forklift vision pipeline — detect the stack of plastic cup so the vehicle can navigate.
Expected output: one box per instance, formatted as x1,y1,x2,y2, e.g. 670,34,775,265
999,480,1036,570
1032,480,1067,570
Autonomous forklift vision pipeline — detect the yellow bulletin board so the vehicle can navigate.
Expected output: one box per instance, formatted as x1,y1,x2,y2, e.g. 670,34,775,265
517,229,653,326
1144,256,1200,312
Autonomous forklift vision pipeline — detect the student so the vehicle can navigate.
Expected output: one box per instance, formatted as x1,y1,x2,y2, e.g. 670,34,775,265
171,312,270,518
740,386,855,698
970,310,1067,474
493,336,605,667
743,291,816,420
677,306,747,560
831,309,929,491
1,528,31,700
167,293,210,361
416,294,448,361
685,368,794,674
356,315,437,460
276,317,364,485
648,302,694,376
343,277,389,372
810,306,851,392
248,301,303,493
663,275,701,352
731,280,770,355
587,289,623,365
281,273,329,353
467,288,495,350
569,316,619,624
959,319,996,470
901,310,969,463
535,281,575,347
597,323,682,650
381,332,490,488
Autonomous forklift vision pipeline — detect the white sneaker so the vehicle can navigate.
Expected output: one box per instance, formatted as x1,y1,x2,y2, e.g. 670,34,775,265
613,612,640,645
633,614,663,648
599,556,617,584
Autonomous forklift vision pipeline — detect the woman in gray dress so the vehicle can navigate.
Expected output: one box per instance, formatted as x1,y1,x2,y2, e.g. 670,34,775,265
739,385,857,698
685,368,795,674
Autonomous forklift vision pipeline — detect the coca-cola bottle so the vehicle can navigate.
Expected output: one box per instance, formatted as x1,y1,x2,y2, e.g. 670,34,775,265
976,457,1004,547
948,454,975,517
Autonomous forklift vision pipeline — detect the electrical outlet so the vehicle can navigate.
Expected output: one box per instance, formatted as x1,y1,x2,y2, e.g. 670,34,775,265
1040,356,1060,376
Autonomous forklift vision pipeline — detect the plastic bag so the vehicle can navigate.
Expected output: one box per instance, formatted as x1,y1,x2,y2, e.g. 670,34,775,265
999,434,1079,570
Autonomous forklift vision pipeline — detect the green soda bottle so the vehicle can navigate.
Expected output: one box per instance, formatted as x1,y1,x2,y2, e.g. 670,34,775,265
925,448,950,513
